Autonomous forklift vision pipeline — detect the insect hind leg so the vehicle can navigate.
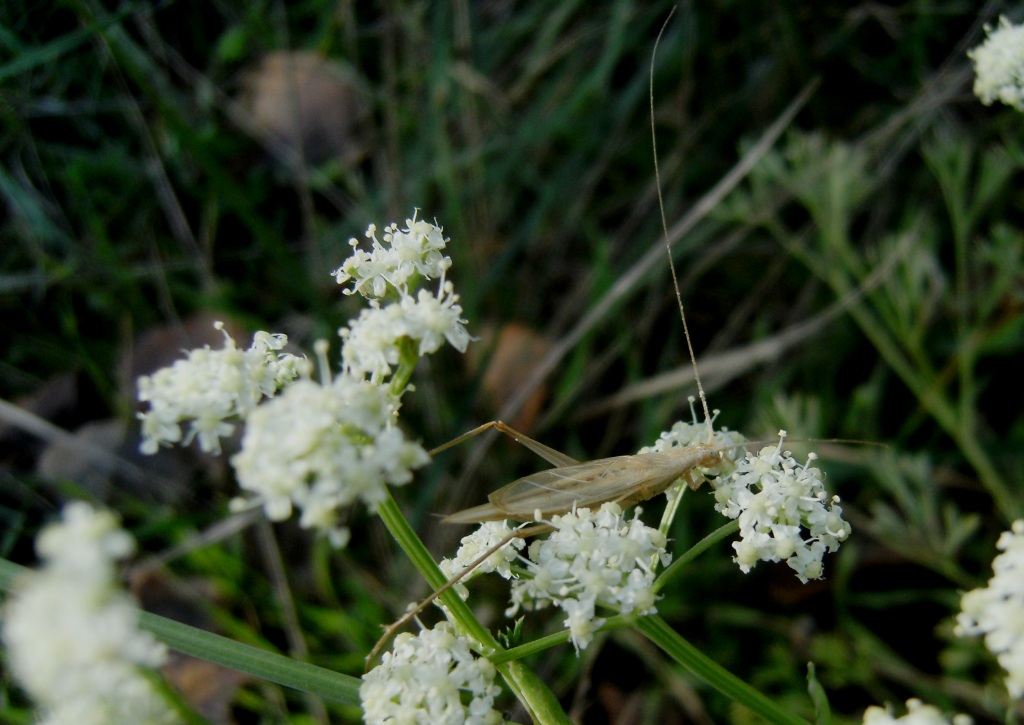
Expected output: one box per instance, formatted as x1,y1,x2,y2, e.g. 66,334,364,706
429,420,580,468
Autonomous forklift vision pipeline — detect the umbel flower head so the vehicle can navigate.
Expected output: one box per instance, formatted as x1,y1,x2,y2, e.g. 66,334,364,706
334,212,469,383
333,211,452,299
361,621,503,725
711,431,851,583
230,374,430,548
440,520,527,598
968,16,1024,111
862,698,973,724
638,414,849,581
340,280,470,382
136,211,472,547
506,502,670,652
955,519,1024,699
2,502,180,725
137,322,304,455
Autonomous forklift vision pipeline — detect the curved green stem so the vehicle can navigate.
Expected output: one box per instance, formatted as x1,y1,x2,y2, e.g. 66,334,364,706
492,615,644,665
389,338,420,397
637,615,810,725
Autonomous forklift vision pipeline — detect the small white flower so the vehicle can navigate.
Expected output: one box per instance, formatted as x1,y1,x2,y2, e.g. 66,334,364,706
711,432,850,582
2,502,179,725
440,521,526,597
361,622,503,725
862,698,973,724
506,503,670,652
137,322,304,455
968,16,1024,110
333,212,452,299
230,375,430,547
400,282,471,355
340,302,407,380
340,280,471,381
955,519,1024,699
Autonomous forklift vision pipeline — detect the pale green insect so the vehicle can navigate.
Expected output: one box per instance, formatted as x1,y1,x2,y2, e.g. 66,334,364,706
440,420,729,525
365,419,733,667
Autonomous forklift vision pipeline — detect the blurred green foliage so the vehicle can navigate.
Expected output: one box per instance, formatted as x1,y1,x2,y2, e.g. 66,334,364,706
2,1,1022,723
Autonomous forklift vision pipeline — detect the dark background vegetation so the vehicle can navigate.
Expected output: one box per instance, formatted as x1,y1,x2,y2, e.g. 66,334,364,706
2,1,1022,723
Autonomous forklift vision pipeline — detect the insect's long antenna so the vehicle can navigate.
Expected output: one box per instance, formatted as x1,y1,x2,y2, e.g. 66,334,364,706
650,9,714,444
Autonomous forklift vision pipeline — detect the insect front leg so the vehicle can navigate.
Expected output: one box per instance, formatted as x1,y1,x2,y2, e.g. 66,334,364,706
683,469,705,490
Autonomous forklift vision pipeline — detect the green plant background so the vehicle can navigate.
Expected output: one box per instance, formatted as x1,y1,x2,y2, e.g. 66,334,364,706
1,2,1022,723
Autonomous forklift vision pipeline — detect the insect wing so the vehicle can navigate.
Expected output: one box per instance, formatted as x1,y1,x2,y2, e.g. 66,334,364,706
441,444,722,525
440,501,510,525
489,453,682,520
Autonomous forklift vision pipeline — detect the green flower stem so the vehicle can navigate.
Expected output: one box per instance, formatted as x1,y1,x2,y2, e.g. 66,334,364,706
493,616,640,664
492,630,571,664
657,483,687,541
374,494,571,725
0,557,363,706
636,615,811,725
654,519,739,593
499,660,573,724
374,494,490,642
389,339,420,397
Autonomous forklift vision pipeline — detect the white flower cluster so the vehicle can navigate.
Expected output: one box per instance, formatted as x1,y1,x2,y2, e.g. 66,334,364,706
955,519,1024,699
711,432,851,583
968,16,1024,111
230,376,430,548
506,503,670,652
862,698,972,725
333,213,452,298
361,622,503,725
2,502,179,725
137,323,304,454
340,284,470,381
334,214,470,382
440,521,526,597
133,212,473,547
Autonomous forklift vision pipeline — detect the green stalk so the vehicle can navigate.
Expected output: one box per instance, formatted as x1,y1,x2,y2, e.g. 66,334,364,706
657,482,687,541
389,338,421,397
637,615,811,725
493,615,642,665
374,494,571,724
493,630,572,664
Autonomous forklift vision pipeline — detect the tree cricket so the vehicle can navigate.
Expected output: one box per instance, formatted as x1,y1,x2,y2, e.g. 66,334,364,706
364,150,743,662
366,400,740,668
438,412,732,525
